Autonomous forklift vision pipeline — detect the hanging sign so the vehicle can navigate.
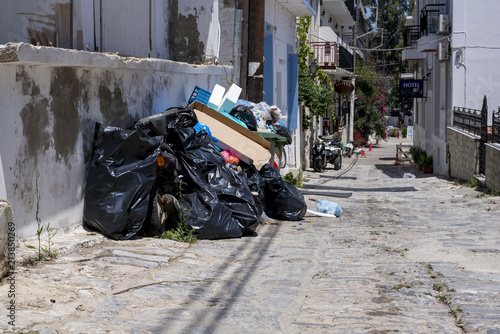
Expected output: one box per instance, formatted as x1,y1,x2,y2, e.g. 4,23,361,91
400,80,424,98
334,81,355,95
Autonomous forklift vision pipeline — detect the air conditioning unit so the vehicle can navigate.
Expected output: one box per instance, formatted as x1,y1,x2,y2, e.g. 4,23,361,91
438,42,449,61
438,14,450,34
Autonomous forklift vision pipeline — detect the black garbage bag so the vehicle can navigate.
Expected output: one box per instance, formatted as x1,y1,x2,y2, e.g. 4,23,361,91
230,105,258,131
83,123,162,240
183,186,242,239
259,164,307,221
207,166,260,235
239,163,266,216
274,125,292,145
166,110,259,238
135,107,189,137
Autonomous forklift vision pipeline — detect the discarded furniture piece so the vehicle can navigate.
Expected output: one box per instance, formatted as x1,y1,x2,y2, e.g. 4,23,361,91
395,143,413,165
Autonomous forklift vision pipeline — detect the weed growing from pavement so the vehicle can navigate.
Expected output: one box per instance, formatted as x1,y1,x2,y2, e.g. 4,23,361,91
466,177,479,188
158,179,197,244
425,263,464,324
26,170,57,262
489,188,500,196
283,170,303,188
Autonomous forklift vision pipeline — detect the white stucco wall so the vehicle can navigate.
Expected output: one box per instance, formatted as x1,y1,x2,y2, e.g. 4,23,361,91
451,0,500,111
265,0,297,113
0,42,228,238
264,0,300,170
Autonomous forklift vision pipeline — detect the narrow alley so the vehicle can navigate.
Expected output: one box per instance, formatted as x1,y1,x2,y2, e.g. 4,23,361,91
2,136,499,333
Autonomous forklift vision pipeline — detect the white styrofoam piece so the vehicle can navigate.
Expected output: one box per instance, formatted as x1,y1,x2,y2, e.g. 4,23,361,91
207,84,226,110
218,83,242,114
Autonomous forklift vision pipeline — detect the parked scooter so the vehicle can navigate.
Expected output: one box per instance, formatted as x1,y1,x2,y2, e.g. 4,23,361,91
342,140,358,158
311,134,342,172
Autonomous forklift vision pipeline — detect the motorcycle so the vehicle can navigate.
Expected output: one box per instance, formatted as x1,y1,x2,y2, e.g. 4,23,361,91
311,135,342,172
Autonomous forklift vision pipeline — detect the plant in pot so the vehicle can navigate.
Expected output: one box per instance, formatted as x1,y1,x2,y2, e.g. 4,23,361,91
401,127,407,138
421,155,433,174
409,146,426,170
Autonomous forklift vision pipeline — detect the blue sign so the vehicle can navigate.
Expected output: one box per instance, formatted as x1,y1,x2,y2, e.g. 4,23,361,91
400,80,424,98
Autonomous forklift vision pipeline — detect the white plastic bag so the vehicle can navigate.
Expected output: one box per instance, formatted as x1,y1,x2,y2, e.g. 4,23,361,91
403,173,416,179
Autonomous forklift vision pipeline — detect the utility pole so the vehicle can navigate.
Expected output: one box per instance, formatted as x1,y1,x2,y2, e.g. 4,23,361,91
246,0,264,102
239,0,249,98
349,0,359,143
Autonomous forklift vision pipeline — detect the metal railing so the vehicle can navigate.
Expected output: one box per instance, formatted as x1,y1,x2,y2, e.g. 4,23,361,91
493,108,500,143
344,0,355,21
403,25,420,47
420,4,446,36
310,42,338,69
338,45,353,72
452,106,482,136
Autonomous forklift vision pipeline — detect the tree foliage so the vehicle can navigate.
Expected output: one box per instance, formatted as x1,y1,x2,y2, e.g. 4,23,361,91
297,17,335,129
354,58,388,146
362,0,414,110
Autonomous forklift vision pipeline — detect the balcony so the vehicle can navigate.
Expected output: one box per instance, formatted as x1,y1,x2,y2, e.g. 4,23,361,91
338,45,353,71
418,4,446,52
403,25,419,47
277,0,318,16
402,25,424,60
420,4,446,37
322,0,355,27
310,42,338,69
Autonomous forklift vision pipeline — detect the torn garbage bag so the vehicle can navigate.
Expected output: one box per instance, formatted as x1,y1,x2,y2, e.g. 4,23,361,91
166,109,260,238
230,105,258,131
83,123,162,240
259,164,307,221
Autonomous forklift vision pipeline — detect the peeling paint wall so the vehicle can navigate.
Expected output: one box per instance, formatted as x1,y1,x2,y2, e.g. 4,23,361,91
168,0,218,64
0,0,217,63
0,43,228,237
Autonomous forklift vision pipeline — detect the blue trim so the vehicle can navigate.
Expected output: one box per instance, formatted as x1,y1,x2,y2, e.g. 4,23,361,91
263,25,274,105
287,51,298,129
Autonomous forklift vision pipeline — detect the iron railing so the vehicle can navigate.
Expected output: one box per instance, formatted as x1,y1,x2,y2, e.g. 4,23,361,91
344,0,355,21
420,4,446,37
403,25,420,47
338,45,353,72
310,42,338,69
452,106,482,136
493,108,500,143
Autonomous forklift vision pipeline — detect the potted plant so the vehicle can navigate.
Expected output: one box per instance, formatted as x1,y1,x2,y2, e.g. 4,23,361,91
402,127,407,138
409,146,426,170
421,155,433,174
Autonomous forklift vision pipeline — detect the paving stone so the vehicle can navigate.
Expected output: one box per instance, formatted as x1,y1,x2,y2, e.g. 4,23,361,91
99,256,159,268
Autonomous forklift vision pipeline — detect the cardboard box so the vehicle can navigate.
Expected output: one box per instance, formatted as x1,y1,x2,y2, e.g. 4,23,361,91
191,101,271,169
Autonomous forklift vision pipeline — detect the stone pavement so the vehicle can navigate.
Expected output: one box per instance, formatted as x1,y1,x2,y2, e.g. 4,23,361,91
1,136,500,334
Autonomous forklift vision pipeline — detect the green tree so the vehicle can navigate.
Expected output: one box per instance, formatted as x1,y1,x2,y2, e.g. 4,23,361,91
353,58,388,145
362,0,414,110
297,17,336,129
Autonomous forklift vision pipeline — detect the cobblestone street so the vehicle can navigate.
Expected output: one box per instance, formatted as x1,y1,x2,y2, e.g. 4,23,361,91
2,137,500,334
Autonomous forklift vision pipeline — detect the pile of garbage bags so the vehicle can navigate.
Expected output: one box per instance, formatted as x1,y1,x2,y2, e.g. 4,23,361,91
83,106,306,240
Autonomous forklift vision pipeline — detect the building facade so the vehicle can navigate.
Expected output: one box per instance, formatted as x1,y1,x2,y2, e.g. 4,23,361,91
402,0,500,175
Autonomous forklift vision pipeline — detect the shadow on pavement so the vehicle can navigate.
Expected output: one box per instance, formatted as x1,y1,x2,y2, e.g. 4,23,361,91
373,164,440,180
159,218,284,333
299,190,353,198
303,184,417,192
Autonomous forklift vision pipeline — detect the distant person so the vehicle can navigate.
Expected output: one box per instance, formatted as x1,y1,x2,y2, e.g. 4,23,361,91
399,116,405,129
408,116,413,126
